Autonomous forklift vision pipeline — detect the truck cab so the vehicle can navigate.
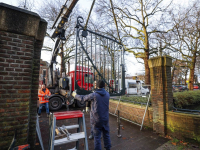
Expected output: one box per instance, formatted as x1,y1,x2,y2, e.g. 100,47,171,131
68,66,94,92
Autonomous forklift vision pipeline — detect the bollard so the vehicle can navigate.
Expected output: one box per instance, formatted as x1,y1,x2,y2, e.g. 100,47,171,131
117,110,122,138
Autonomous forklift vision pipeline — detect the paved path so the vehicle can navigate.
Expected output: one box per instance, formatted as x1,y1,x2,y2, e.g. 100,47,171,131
36,106,169,150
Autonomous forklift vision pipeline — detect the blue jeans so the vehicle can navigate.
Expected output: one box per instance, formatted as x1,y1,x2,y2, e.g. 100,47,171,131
92,122,111,150
38,103,49,115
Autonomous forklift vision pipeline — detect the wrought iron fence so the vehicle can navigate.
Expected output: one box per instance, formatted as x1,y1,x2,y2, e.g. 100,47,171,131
74,16,125,96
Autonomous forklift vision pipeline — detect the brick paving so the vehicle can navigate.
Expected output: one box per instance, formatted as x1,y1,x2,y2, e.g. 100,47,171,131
36,106,169,150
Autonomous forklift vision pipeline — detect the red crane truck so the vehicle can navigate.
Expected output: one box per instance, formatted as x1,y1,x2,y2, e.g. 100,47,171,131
39,65,94,110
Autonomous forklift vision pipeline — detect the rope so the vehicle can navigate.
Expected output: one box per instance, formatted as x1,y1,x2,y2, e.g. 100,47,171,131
109,0,121,44
84,0,96,30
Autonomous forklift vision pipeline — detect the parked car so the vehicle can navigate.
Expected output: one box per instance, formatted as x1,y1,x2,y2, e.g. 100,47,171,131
172,85,175,91
173,85,188,92
182,85,189,91
193,85,199,89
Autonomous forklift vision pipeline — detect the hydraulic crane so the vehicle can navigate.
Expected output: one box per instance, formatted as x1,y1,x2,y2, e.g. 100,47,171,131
40,0,126,110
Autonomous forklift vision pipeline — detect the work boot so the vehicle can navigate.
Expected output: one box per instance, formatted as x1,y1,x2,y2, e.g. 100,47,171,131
88,134,94,140
38,114,41,118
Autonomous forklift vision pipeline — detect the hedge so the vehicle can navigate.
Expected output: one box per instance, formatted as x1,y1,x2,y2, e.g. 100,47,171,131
173,90,200,108
111,95,150,106
112,90,200,109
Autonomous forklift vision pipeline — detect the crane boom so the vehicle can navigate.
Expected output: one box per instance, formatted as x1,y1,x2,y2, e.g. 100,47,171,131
51,0,79,38
49,0,78,87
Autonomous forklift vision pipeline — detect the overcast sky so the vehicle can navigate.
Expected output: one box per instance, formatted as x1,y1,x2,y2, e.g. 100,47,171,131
0,0,192,76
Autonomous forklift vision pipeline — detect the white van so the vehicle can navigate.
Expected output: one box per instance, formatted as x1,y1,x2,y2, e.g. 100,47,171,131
118,79,149,95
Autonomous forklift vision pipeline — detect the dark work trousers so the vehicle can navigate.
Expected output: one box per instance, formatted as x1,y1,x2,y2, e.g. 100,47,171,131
91,124,94,136
92,122,111,150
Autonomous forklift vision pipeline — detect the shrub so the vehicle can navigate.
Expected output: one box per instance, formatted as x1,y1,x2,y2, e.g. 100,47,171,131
173,90,200,108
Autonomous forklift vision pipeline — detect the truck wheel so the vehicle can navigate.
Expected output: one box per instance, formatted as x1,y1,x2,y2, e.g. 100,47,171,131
49,97,62,111
76,100,86,108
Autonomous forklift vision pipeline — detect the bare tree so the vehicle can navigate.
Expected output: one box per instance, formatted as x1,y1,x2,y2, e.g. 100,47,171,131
37,0,63,27
94,0,173,84
169,1,200,90
17,0,35,10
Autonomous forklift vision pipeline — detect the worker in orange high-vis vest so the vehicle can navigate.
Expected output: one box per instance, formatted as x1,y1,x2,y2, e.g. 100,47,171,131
38,84,51,117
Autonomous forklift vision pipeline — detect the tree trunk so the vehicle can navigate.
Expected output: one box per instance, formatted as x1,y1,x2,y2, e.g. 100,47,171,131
68,60,70,75
144,50,150,85
112,52,115,79
189,68,194,90
171,59,178,83
184,68,188,85
188,53,197,90
143,25,150,85
171,66,175,83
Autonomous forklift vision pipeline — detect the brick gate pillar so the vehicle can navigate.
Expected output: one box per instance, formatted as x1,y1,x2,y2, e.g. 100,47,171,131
148,56,173,136
0,3,47,150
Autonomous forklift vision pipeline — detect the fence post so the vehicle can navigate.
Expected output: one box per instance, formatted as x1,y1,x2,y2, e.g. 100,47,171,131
117,110,122,138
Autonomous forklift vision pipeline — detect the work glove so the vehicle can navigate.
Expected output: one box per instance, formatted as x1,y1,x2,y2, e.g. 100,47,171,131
72,91,77,97
44,95,50,100
85,107,90,113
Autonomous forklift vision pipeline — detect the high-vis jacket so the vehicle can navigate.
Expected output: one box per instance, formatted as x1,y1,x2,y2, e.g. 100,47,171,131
38,88,51,104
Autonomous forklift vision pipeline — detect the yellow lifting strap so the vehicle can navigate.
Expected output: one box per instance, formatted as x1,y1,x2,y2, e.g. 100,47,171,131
109,0,121,44
84,0,121,44
84,0,96,30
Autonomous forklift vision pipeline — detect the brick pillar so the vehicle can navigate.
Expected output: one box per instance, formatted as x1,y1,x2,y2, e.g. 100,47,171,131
148,56,173,136
0,3,47,150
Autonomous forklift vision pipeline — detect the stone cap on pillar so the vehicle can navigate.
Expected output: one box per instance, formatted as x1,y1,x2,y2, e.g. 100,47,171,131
0,3,47,41
148,56,172,68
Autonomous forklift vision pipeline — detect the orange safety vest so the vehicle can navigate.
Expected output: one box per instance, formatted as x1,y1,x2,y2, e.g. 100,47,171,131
38,88,51,104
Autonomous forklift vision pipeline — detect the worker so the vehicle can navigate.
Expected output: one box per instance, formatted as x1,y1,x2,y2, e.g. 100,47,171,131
38,84,51,117
72,80,111,150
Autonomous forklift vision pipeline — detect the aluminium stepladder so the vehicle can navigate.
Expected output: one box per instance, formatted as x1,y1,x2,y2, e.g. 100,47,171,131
48,110,88,150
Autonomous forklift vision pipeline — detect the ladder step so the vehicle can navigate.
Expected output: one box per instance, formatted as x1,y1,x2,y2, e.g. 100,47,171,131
54,132,85,146
60,124,79,130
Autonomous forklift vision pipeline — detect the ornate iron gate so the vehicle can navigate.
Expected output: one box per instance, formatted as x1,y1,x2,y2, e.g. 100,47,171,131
74,16,125,96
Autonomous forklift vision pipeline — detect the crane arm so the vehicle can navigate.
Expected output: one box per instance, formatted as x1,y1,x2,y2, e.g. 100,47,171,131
49,0,78,87
51,0,79,39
